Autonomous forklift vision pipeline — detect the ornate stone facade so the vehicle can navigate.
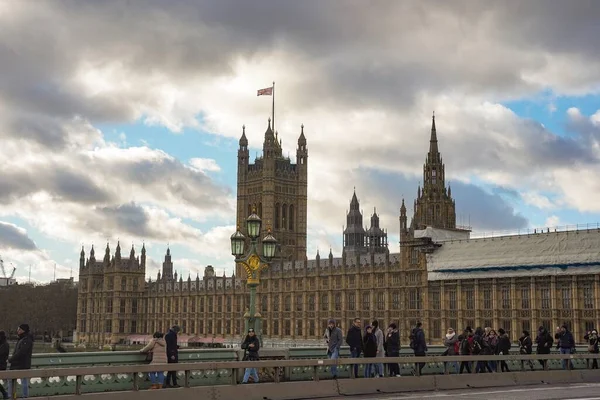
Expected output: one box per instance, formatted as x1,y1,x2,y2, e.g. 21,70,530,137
76,115,600,345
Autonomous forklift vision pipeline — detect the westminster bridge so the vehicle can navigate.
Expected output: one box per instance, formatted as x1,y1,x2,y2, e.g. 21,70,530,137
1,346,600,400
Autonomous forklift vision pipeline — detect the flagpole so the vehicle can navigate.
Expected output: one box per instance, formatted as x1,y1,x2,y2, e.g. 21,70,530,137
272,81,275,132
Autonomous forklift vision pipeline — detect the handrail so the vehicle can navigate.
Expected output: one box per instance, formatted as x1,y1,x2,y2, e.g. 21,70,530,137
1,353,598,380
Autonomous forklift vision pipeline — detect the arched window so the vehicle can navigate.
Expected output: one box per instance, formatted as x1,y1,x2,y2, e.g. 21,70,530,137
273,295,279,312
275,203,280,229
121,277,127,291
247,204,252,216
284,295,291,312
282,204,287,230
258,203,262,218
261,295,268,312
289,204,294,230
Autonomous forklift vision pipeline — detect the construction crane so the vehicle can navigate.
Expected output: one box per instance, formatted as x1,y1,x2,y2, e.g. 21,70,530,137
0,255,16,279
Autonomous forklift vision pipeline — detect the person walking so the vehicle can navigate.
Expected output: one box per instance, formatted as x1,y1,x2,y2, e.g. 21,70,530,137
363,325,378,378
442,327,459,373
241,328,260,383
518,330,534,371
409,322,427,375
385,323,401,377
325,319,343,378
8,324,34,399
556,324,575,370
346,318,363,378
164,325,180,388
0,331,9,399
497,328,511,372
372,320,385,377
140,332,168,389
535,326,553,369
584,329,599,369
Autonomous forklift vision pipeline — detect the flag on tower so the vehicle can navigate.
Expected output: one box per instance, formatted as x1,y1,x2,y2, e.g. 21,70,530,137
257,86,273,96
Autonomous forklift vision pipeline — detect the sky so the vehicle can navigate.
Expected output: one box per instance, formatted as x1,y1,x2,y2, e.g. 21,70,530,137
1,0,600,283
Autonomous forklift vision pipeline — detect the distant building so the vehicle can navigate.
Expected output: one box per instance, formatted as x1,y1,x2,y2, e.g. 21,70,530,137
76,114,600,346
0,277,16,287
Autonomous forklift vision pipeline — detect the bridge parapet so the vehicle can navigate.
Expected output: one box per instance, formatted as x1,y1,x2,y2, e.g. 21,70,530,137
1,354,600,399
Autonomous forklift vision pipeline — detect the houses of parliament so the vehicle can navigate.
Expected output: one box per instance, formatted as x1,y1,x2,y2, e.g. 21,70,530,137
76,116,600,345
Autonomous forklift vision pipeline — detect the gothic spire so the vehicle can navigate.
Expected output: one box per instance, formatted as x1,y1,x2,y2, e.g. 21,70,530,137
429,112,438,156
298,124,306,146
239,124,248,147
350,188,359,210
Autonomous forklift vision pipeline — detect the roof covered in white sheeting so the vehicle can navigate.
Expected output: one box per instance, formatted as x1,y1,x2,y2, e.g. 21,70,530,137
426,229,600,280
414,226,471,242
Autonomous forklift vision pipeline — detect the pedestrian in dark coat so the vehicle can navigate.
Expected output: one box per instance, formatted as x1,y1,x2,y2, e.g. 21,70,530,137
535,326,553,369
0,331,9,399
8,324,34,399
241,328,260,383
385,323,401,377
363,326,378,378
346,318,363,378
164,325,180,387
497,328,511,372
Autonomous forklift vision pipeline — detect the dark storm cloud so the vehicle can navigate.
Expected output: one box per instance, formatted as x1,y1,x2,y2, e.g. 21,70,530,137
355,169,527,232
0,166,113,205
0,222,38,251
94,203,151,236
1,0,599,129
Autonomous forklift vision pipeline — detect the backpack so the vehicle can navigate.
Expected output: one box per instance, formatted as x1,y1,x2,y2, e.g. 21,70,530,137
453,340,460,354
472,338,482,355
409,329,416,350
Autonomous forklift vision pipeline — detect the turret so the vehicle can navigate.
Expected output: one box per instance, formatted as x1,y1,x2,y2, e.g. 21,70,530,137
141,243,146,269
89,245,96,263
263,118,277,159
104,242,110,264
162,246,173,280
296,124,308,166
115,241,121,262
238,125,249,183
79,246,85,270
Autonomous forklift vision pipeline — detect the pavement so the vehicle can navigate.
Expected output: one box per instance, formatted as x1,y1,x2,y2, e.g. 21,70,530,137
323,383,600,400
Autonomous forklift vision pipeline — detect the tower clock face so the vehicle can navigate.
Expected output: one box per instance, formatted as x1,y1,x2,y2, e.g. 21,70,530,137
248,255,261,271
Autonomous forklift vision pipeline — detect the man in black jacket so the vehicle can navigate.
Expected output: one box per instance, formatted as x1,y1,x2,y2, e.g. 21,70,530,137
8,324,34,398
0,330,9,399
164,325,180,388
346,318,363,378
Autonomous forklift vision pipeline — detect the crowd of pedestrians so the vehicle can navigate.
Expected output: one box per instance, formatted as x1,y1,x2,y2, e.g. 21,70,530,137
323,320,600,378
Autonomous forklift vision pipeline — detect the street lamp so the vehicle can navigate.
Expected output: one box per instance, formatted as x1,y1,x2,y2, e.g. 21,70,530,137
230,209,277,343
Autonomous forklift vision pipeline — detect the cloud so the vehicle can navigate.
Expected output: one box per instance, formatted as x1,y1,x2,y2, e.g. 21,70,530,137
188,158,221,172
0,221,37,251
0,1,600,281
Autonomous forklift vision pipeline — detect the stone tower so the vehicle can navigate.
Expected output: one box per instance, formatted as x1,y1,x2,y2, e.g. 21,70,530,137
76,242,146,345
410,114,457,233
236,120,308,276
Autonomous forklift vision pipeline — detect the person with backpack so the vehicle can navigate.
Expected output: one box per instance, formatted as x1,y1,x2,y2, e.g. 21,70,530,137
518,330,534,371
409,322,427,376
584,329,599,369
474,327,493,373
442,327,459,373
140,332,167,389
535,326,553,369
497,328,511,372
458,327,473,374
485,329,499,372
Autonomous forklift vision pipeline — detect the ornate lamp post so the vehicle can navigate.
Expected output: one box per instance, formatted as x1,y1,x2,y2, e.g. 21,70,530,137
230,210,277,343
